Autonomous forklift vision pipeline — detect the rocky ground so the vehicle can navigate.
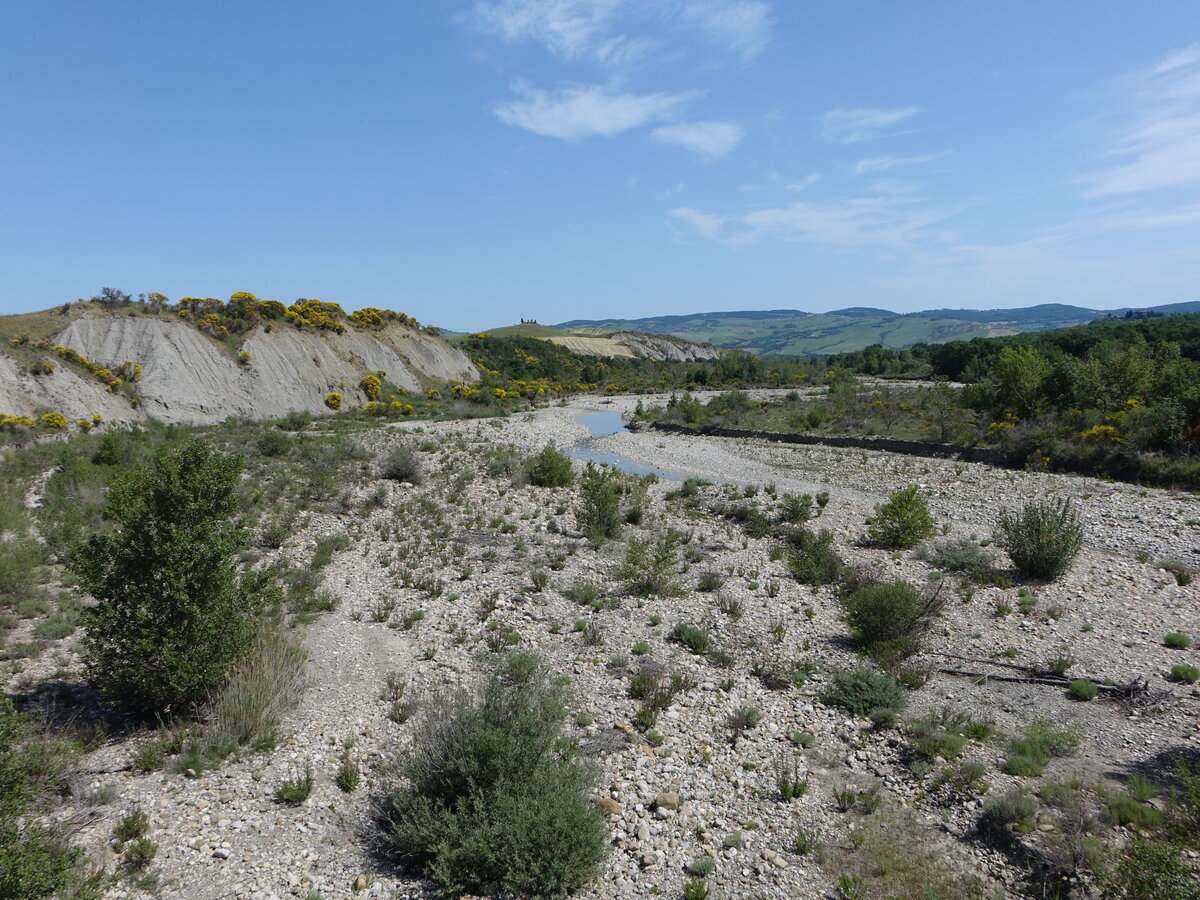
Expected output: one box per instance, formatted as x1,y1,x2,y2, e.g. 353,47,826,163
6,393,1199,899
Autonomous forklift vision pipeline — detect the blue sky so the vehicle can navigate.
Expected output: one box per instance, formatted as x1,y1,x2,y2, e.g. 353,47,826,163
1,1,1198,331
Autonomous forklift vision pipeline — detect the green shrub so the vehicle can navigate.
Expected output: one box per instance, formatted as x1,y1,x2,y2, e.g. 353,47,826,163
1097,839,1200,900
255,430,291,457
821,668,907,717
274,763,314,804
995,498,1083,581
1068,678,1098,701
380,653,608,899
668,623,710,655
1165,632,1192,650
839,579,945,665
918,537,994,575
1002,719,1081,776
784,527,842,586
380,445,423,484
576,464,621,545
617,532,684,598
70,440,275,716
121,836,157,873
336,752,360,793
1104,794,1165,830
0,699,87,898
985,789,1038,833
113,809,149,844
867,485,936,550
1169,665,1199,684
525,444,574,488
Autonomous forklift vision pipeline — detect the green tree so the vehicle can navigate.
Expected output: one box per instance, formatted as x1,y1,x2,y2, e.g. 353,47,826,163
991,346,1052,419
71,440,271,716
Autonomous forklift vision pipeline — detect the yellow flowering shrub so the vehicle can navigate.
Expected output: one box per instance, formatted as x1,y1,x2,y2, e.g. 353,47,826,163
0,413,37,430
360,375,382,401
40,411,68,429
238,351,253,366
76,419,93,432
93,414,104,423
325,392,343,411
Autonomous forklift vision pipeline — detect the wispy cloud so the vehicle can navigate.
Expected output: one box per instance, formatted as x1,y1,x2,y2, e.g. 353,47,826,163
670,191,958,247
676,0,773,63
470,0,777,66
471,0,774,65
852,151,949,176
820,106,919,142
495,82,700,139
1091,202,1200,230
472,0,629,62
785,174,820,192
652,121,743,156
1082,43,1200,197
669,206,725,238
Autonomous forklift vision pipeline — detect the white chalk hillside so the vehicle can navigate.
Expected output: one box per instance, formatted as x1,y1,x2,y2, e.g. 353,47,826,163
0,308,479,425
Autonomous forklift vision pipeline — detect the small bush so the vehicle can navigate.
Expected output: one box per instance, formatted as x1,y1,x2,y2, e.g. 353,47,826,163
380,653,608,899
1068,678,1098,701
576,464,621,545
1103,795,1165,830
617,532,684,598
255,430,291,457
995,498,1083,581
113,809,149,844
525,444,574,488
867,484,936,550
1169,665,1199,684
668,623,710,655
985,789,1038,833
336,752,360,793
1165,632,1192,650
839,580,945,666
918,537,994,575
1097,839,1200,900
821,668,907,717
696,571,724,592
121,836,157,873
784,527,842,586
380,446,423,484
1003,719,1080,776
274,763,314,804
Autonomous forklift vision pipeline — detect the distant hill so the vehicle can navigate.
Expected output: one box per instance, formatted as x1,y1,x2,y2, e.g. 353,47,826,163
449,323,722,362
556,302,1200,357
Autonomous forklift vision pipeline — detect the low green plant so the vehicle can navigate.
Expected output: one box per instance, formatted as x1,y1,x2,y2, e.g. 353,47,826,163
380,653,608,899
668,623,710,655
683,878,709,900
576,464,621,545
839,579,945,666
121,836,157,874
617,531,685,598
985,788,1038,833
867,484,936,550
525,444,574,488
1165,632,1192,650
1002,719,1081,776
274,763,314,804
1069,678,1098,701
113,809,150,844
784,527,842,586
1104,794,1165,830
995,498,1083,581
687,855,715,877
336,752,360,793
918,537,994,575
728,706,761,733
379,445,423,484
1169,664,1199,684
821,668,907,717
1097,839,1200,900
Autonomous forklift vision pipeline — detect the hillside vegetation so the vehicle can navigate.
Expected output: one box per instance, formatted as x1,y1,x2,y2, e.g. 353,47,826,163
644,314,1200,487
559,302,1200,357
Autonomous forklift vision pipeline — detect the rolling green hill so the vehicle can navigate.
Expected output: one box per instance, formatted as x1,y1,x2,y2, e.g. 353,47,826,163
556,302,1200,357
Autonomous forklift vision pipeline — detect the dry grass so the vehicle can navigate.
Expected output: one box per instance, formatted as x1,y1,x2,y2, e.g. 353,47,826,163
0,306,84,342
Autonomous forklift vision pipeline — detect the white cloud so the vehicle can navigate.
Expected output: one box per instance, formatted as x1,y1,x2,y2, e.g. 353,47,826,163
852,151,948,176
670,191,958,248
669,206,725,238
676,0,773,62
472,0,627,61
785,174,820,191
471,0,773,65
1092,202,1200,230
1082,44,1200,196
495,82,700,139
652,121,743,156
820,106,919,142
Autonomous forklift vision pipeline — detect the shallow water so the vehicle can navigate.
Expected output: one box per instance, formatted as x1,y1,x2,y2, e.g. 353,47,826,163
567,410,688,481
